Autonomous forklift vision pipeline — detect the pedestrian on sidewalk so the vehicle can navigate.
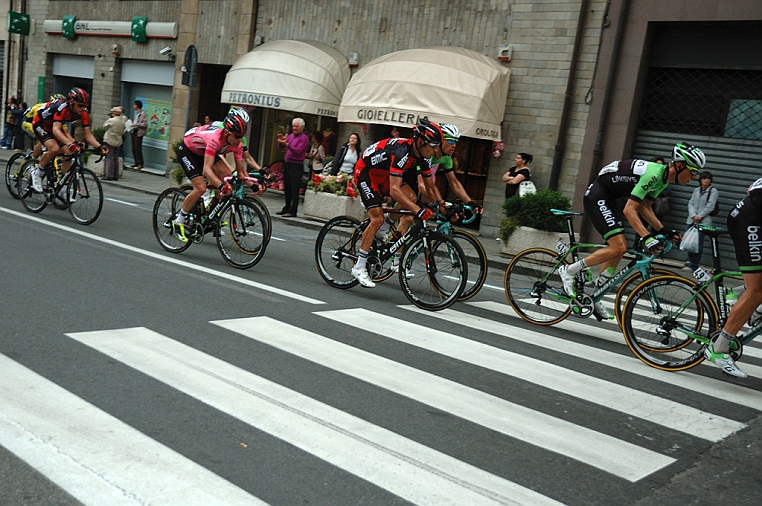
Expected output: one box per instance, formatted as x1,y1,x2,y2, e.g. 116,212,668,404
103,106,128,180
276,117,308,217
683,171,718,271
2,96,18,149
130,100,147,169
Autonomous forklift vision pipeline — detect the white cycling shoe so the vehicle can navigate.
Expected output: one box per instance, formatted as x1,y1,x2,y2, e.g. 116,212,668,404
558,265,575,297
351,266,375,288
704,345,747,378
30,167,44,192
593,301,613,320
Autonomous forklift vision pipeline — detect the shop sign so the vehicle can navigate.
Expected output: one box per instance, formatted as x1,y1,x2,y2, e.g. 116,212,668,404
7,11,30,36
62,15,76,39
356,109,424,125
131,16,147,42
226,92,282,108
43,19,178,39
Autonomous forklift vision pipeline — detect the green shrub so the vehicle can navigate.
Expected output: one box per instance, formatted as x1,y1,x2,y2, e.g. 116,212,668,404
502,188,571,232
91,127,106,143
169,139,183,164
500,217,519,241
170,166,186,185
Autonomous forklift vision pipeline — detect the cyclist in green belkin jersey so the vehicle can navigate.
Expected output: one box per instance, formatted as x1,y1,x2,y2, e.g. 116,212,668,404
213,107,263,173
559,143,706,320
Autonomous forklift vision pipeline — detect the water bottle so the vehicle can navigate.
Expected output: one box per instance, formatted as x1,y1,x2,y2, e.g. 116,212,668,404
556,238,569,256
725,287,738,308
693,266,712,283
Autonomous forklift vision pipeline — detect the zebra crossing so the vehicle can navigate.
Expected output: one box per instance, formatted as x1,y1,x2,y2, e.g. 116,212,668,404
2,302,760,505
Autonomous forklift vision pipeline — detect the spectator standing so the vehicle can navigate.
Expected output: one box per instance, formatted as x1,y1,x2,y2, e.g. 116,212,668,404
307,131,325,180
130,100,147,169
103,106,128,180
683,171,718,271
330,133,361,176
12,101,27,150
276,117,309,217
502,152,532,199
2,97,18,149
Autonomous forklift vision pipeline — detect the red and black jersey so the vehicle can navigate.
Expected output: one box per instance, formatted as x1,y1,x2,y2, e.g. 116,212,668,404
353,137,430,194
32,100,90,135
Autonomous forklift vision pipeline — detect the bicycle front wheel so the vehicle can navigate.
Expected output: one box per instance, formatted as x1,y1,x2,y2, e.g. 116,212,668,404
450,230,487,300
314,216,362,289
5,152,29,199
504,248,571,325
245,195,273,245
152,188,193,253
217,199,268,269
18,163,48,213
613,268,674,326
399,232,467,311
621,275,717,371
67,168,103,225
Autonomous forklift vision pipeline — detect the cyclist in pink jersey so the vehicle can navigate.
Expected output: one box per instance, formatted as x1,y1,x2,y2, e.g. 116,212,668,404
172,112,251,242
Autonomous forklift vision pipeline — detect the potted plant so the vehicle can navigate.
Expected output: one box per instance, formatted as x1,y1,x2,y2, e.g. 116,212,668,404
303,172,366,221
500,188,573,256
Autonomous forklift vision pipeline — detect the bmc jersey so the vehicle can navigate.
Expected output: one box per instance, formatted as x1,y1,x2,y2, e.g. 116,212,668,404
182,124,243,161
597,159,668,202
353,138,430,191
32,100,90,133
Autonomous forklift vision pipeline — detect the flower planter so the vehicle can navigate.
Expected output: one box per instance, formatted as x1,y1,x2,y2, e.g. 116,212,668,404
303,190,367,222
500,226,577,257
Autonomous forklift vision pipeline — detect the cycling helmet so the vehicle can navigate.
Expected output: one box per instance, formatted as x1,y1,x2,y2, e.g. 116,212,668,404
228,107,250,124
440,123,460,141
412,117,443,147
223,112,247,136
50,93,66,101
673,143,705,172
68,87,89,105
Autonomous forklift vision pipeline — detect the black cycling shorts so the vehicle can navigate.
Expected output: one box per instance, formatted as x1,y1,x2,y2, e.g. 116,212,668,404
727,193,762,272
583,181,624,241
176,142,205,180
32,122,56,145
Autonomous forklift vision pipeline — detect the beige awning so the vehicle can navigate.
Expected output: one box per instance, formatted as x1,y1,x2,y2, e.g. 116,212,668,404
338,47,510,140
221,40,351,117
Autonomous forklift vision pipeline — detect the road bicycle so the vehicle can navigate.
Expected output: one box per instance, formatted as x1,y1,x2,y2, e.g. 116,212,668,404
620,224,760,371
314,202,468,311
359,204,488,301
5,148,37,199
504,209,674,326
152,175,268,269
16,149,104,225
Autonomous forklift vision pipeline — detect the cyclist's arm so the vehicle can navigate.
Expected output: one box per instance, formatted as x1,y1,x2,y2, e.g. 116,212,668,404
202,154,225,189
243,150,261,171
443,171,474,205
52,121,75,148
390,175,422,213
623,198,659,238
83,127,101,149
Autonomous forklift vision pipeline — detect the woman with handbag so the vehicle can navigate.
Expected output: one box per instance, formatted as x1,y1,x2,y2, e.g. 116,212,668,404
502,152,533,199
683,171,719,271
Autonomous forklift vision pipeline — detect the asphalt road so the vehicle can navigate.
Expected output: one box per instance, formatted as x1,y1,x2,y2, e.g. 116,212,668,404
1,183,760,505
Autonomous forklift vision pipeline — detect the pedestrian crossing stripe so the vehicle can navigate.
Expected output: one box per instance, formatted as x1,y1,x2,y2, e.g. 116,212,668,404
315,308,745,442
213,317,675,482
64,327,558,506
0,353,266,506
407,302,762,410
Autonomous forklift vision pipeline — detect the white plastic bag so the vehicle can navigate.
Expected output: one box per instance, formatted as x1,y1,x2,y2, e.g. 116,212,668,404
680,226,700,253
518,180,537,197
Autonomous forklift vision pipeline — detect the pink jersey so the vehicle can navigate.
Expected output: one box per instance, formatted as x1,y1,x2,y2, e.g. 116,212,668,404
182,124,243,161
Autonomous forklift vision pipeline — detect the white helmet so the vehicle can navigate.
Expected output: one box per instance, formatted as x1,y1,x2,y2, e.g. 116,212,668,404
440,123,460,141
673,143,705,172
228,107,250,124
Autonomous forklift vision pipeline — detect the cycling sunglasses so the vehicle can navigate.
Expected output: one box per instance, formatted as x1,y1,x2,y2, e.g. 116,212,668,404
444,139,457,145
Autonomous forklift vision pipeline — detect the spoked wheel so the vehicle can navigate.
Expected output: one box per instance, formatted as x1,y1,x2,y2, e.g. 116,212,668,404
314,216,362,289
152,188,193,253
18,163,49,213
399,232,467,311
449,230,487,301
613,268,674,326
217,199,268,269
245,195,273,245
621,275,717,371
67,168,103,225
5,152,31,199
504,248,571,325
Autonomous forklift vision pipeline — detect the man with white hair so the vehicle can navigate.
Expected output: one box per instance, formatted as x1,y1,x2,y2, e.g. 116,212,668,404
276,117,309,217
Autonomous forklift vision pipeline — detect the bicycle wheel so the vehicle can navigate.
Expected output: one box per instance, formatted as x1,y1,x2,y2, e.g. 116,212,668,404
245,195,273,245
449,230,487,300
399,232,467,311
314,216,362,289
18,162,48,213
5,152,29,199
217,199,268,269
613,268,673,326
152,188,193,253
67,168,103,225
621,275,718,371
504,248,571,325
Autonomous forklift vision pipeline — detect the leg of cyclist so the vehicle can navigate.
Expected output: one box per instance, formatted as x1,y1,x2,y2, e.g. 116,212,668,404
172,145,210,242
352,170,385,288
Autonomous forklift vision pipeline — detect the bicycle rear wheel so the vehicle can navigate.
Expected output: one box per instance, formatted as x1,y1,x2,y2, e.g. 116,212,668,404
450,230,487,301
67,168,103,225
621,275,717,371
18,163,48,213
399,232,467,311
613,268,674,326
217,199,268,269
314,216,362,288
504,248,571,325
152,188,193,253
5,152,29,199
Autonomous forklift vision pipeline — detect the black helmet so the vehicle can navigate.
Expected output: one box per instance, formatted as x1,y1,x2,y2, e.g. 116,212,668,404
68,87,89,105
412,117,443,147
223,112,247,136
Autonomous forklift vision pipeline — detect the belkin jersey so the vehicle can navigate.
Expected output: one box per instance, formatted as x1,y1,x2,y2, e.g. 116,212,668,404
597,159,669,201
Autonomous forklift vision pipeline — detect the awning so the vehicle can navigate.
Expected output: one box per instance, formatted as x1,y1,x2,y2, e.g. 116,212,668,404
338,47,510,140
221,40,351,117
